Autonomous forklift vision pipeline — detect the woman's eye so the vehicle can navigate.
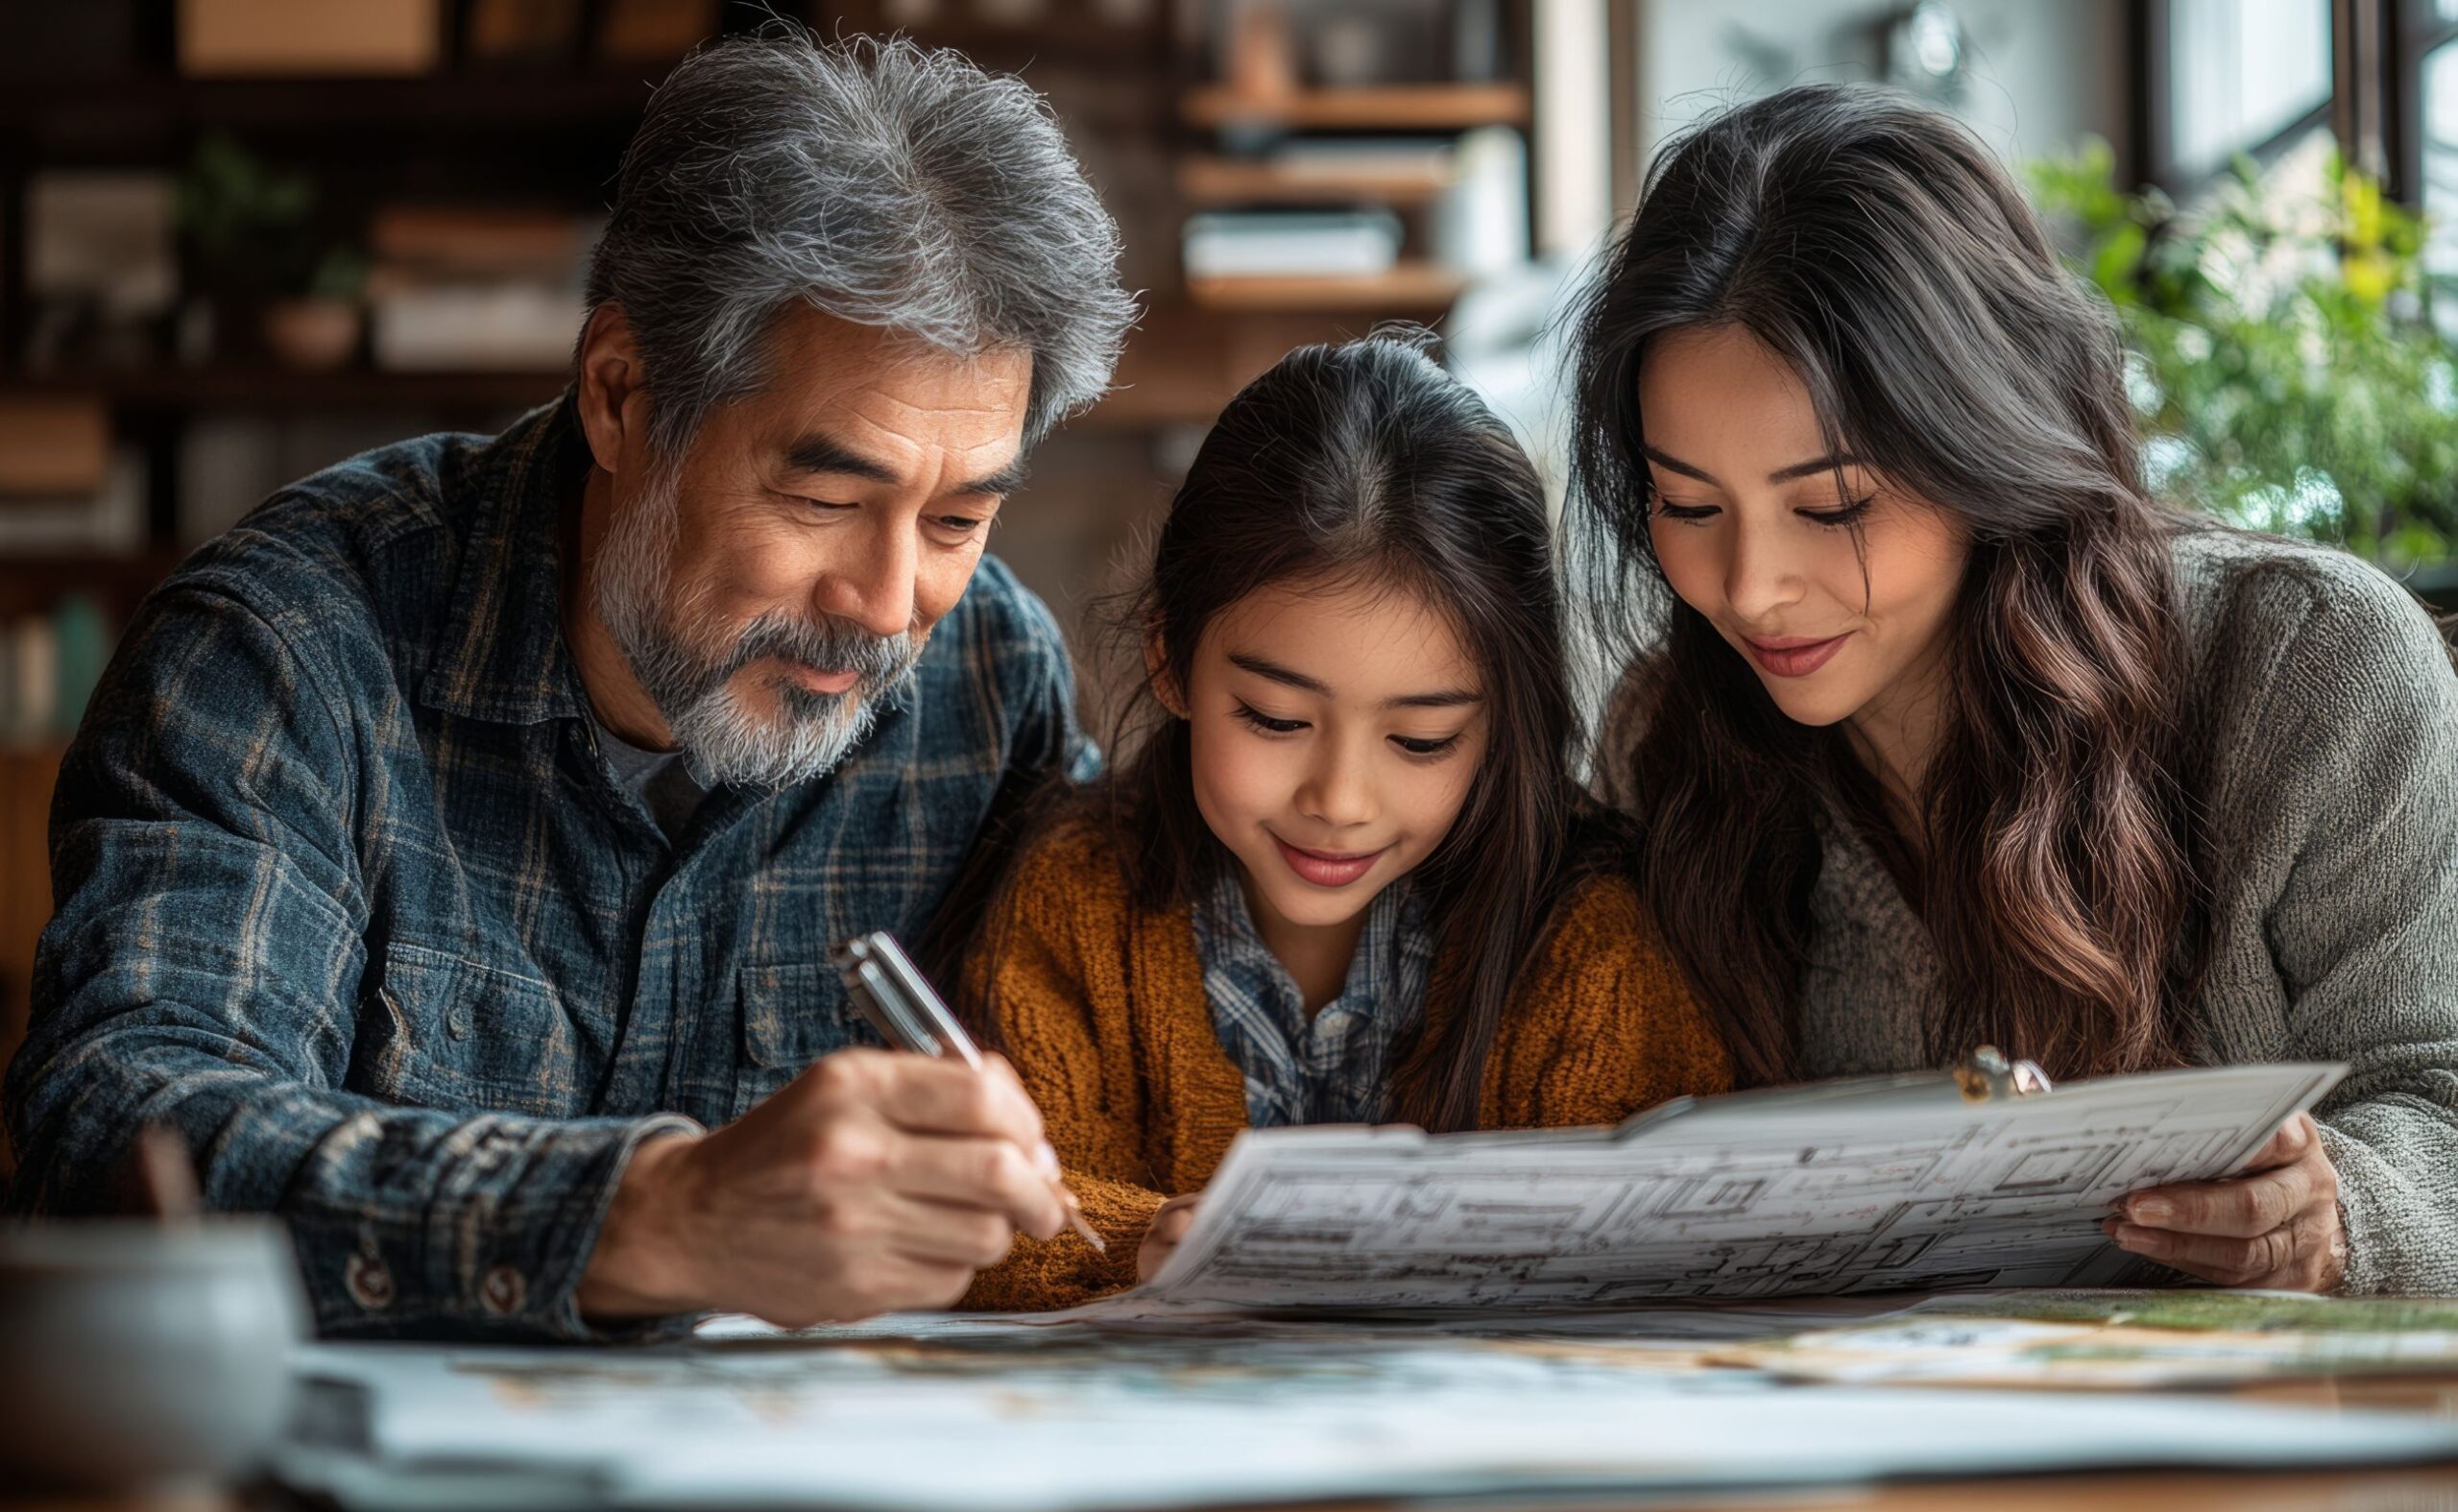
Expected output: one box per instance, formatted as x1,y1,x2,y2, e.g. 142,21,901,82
1233,702,1307,735
1390,733,1462,758
1653,500,1720,522
1801,495,1875,529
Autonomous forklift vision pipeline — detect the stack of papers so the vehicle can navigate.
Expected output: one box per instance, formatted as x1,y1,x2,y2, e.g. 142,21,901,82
280,1301,2458,1511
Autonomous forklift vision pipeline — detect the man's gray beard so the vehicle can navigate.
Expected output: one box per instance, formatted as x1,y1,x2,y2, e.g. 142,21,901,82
590,468,923,791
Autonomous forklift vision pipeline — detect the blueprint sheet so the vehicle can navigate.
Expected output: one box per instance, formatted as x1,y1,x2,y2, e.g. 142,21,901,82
1136,1061,2346,1312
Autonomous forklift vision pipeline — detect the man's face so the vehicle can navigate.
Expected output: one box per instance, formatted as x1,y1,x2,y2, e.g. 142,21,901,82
592,306,1034,788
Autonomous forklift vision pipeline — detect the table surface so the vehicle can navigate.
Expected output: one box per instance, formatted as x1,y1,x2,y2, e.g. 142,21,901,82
10,1373,2457,1512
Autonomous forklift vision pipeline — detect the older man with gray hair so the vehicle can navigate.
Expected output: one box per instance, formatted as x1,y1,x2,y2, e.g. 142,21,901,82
5,30,1137,1339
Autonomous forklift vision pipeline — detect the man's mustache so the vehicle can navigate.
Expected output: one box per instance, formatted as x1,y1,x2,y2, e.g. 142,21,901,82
712,612,919,692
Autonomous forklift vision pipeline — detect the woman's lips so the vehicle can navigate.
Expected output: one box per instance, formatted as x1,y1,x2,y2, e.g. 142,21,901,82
1271,834,1387,889
1743,632,1851,679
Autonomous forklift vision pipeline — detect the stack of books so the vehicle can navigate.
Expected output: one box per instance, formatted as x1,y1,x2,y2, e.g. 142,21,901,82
366,206,597,372
1182,209,1406,279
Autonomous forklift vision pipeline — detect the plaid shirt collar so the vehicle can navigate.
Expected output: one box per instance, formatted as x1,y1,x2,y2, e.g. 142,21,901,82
1192,865,1434,1128
421,395,593,728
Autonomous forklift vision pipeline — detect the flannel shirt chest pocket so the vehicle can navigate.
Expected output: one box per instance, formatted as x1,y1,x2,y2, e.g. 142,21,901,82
365,941,584,1116
733,962,868,1118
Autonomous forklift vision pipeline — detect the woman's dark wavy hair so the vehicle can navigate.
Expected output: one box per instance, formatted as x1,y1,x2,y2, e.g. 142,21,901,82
1564,84,2210,1086
928,330,1589,1133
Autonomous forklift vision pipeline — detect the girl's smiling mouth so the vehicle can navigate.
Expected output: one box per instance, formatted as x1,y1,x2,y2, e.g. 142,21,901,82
1269,834,1389,889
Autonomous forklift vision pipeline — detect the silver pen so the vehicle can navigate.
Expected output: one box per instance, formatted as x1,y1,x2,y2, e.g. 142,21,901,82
831,931,1105,1253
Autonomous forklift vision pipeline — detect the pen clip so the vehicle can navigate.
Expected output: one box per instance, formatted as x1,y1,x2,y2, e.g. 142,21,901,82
831,931,984,1070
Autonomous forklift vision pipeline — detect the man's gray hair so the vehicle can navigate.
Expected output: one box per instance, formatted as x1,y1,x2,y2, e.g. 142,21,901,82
585,26,1138,458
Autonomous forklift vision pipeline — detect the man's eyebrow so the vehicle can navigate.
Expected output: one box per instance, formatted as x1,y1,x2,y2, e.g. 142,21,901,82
782,434,1026,500
951,457,1029,499
1229,652,1482,710
783,433,899,485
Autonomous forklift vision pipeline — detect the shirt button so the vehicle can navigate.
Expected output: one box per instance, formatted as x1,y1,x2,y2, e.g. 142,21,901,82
479,1264,527,1317
346,1253,396,1311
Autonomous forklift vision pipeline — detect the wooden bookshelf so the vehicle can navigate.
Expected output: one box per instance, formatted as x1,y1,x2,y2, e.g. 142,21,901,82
1181,83,1530,132
1176,156,1458,207
1185,265,1469,314
2,367,570,414
0,740,64,1180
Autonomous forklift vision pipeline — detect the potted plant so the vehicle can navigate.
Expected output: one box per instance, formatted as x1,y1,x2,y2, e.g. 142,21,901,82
2030,138,2458,585
174,134,367,370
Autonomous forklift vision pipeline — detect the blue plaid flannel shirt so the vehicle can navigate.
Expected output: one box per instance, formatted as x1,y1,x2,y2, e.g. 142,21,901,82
1189,872,1434,1128
3,396,1091,1340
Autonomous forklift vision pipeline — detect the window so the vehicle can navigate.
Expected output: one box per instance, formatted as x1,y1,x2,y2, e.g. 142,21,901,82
2409,0,2458,328
2151,0,2335,188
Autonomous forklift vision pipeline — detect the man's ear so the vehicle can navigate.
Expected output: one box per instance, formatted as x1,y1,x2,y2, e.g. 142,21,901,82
1145,624,1189,719
575,303,647,476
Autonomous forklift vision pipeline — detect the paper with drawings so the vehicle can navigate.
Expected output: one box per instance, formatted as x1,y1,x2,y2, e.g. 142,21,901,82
1134,1061,2346,1313
280,1302,2458,1512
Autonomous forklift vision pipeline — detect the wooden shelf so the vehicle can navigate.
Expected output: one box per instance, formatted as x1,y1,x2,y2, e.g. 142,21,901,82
0,71,663,132
1176,156,1457,206
2,368,568,415
1184,265,1468,313
0,550,184,621
1182,84,1530,132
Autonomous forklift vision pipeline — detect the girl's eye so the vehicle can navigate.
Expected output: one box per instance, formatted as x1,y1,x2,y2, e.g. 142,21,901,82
1390,733,1461,758
1800,495,1875,529
1653,500,1720,522
1233,701,1307,735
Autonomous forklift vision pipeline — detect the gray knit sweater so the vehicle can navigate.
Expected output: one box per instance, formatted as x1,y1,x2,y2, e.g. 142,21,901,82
1621,528,2458,1296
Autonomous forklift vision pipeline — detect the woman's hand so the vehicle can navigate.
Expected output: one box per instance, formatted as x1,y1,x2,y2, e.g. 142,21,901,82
2104,1113,2347,1292
1137,1192,1202,1284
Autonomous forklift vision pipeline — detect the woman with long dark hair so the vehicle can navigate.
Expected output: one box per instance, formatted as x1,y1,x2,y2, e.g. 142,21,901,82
945,332,1729,1308
1567,84,2458,1296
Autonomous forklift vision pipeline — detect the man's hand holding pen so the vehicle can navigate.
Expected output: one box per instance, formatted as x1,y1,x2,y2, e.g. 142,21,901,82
577,1049,1070,1328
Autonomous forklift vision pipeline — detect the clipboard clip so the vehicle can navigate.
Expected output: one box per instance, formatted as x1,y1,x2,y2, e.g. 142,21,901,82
1953,1044,2053,1102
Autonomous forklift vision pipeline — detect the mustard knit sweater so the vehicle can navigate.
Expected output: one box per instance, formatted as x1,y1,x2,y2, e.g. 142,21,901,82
960,820,1734,1310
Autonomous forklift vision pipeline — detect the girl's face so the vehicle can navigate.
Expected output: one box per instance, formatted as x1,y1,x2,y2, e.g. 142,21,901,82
1638,324,1968,736
1175,577,1488,935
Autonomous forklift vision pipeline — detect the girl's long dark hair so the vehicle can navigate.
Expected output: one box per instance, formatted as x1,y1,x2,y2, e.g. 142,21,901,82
931,331,1586,1134
1565,84,2209,1086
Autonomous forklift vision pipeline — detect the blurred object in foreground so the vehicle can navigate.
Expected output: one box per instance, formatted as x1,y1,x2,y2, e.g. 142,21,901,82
0,1214,308,1495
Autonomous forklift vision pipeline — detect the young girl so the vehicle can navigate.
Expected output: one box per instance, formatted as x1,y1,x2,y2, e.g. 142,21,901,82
951,333,1730,1309
1565,84,2458,1296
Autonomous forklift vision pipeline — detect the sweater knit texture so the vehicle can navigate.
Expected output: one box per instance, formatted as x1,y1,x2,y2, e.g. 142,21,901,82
960,820,1735,1310
1605,526,2458,1296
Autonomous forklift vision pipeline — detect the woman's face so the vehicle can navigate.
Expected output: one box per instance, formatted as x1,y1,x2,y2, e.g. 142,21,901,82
1638,325,1968,738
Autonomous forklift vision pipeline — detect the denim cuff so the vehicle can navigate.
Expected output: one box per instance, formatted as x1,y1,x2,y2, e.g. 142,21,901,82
267,1105,704,1340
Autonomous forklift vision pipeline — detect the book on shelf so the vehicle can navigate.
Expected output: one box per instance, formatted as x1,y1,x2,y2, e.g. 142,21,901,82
0,449,145,556
0,597,110,750
365,204,599,373
1181,209,1406,279
177,0,443,76
0,396,111,500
